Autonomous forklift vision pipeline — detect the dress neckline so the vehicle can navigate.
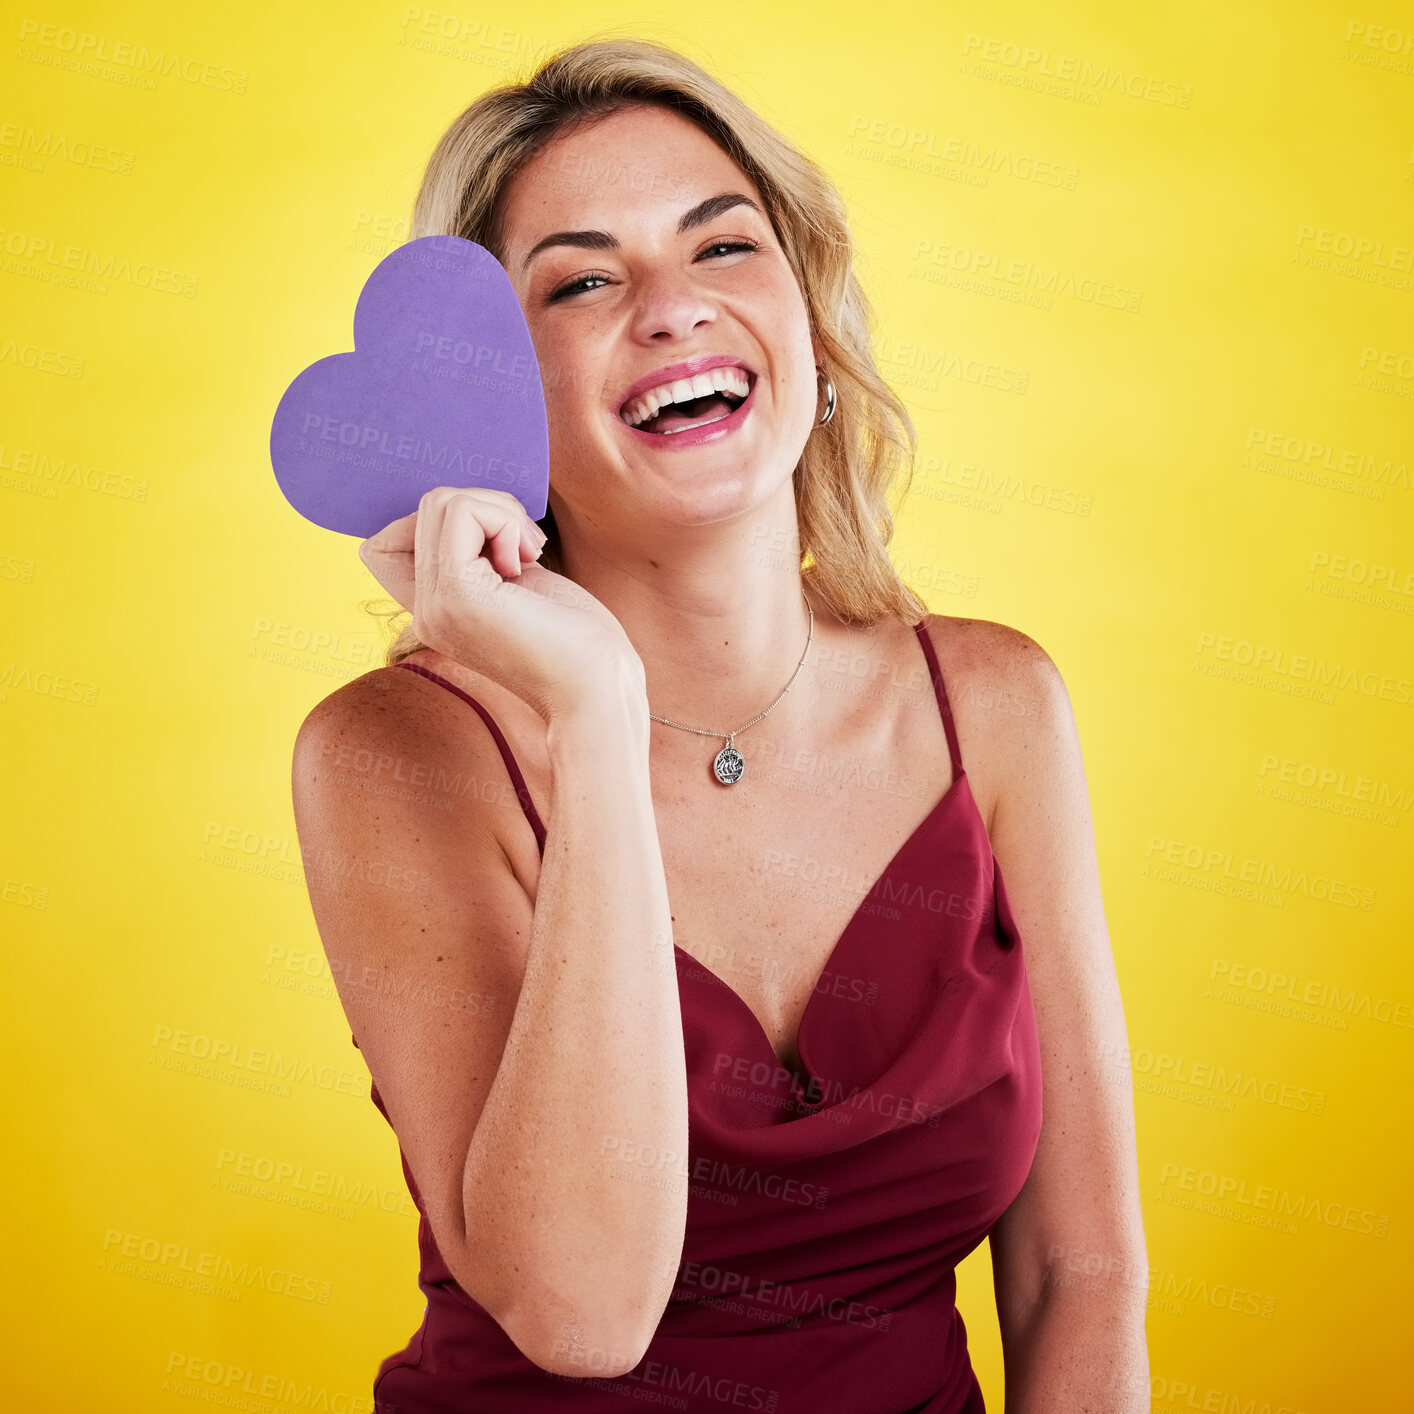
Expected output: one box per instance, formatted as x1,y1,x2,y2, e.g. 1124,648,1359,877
676,767,973,1102
394,619,968,1106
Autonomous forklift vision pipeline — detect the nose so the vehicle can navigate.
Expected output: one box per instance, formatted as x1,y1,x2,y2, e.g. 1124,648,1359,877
627,263,718,344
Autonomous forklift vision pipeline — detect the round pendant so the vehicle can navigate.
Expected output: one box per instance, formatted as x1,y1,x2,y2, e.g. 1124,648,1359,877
713,743,745,786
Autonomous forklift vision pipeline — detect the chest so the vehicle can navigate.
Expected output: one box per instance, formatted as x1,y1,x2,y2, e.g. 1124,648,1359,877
654,750,957,1086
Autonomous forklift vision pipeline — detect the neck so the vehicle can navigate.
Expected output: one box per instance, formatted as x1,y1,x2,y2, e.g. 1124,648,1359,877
554,515,824,738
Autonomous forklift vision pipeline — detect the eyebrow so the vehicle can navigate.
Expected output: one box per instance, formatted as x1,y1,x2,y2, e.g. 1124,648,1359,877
519,191,766,270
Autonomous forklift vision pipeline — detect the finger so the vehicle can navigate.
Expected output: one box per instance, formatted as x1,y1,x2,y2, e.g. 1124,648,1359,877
486,514,525,579
444,492,520,582
414,489,459,612
522,515,548,561
438,500,509,620
361,509,417,553
442,488,525,581
359,511,418,605
479,489,546,562
359,511,416,571
418,488,521,614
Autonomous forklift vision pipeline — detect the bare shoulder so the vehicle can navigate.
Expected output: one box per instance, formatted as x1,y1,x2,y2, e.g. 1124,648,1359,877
291,655,544,885
917,611,1063,699
295,665,437,814
293,652,518,789
296,652,478,758
914,613,1073,838
294,662,411,763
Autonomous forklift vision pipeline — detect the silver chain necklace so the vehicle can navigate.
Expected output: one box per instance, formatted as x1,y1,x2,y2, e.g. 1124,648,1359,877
648,589,814,786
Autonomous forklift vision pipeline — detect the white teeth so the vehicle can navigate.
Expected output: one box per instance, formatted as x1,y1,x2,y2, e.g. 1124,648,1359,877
660,408,735,434
621,366,752,427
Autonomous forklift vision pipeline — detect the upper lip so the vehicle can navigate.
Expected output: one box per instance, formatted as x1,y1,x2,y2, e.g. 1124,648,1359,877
617,354,757,416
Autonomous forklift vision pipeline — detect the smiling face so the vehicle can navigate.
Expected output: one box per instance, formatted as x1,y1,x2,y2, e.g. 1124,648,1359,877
495,103,820,543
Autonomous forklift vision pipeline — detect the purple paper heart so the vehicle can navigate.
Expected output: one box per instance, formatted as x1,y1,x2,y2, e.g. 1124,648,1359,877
270,234,548,538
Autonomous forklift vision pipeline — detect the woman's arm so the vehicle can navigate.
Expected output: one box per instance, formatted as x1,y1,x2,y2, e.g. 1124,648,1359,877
967,624,1149,1413
292,656,688,1378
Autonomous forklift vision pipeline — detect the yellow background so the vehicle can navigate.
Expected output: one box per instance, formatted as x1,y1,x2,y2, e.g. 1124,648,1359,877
4,2,1411,1409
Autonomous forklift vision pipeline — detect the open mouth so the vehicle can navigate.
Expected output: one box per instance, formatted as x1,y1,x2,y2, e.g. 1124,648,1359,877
619,367,756,436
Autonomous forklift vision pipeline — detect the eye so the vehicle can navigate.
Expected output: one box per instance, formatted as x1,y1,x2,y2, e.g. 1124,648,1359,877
696,238,759,261
547,269,613,302
545,238,760,303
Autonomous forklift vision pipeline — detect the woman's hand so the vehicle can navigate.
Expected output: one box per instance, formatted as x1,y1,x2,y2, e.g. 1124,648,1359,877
359,488,642,721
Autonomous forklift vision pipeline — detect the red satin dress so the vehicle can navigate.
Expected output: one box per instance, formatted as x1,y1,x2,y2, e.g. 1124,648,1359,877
351,619,1043,1412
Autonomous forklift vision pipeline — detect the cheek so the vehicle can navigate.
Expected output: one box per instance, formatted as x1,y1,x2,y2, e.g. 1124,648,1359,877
758,280,815,368
532,334,603,441
772,315,818,410
528,330,570,401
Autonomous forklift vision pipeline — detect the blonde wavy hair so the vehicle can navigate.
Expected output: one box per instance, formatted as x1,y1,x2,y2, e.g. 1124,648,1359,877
370,35,926,668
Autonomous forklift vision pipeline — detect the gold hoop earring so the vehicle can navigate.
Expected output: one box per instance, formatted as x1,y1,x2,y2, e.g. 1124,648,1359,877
815,365,836,426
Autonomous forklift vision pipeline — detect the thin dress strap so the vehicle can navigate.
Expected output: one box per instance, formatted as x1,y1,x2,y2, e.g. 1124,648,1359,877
912,620,964,779
395,661,547,850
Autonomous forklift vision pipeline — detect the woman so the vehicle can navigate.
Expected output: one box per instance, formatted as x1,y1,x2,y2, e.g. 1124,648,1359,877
292,36,1149,1414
